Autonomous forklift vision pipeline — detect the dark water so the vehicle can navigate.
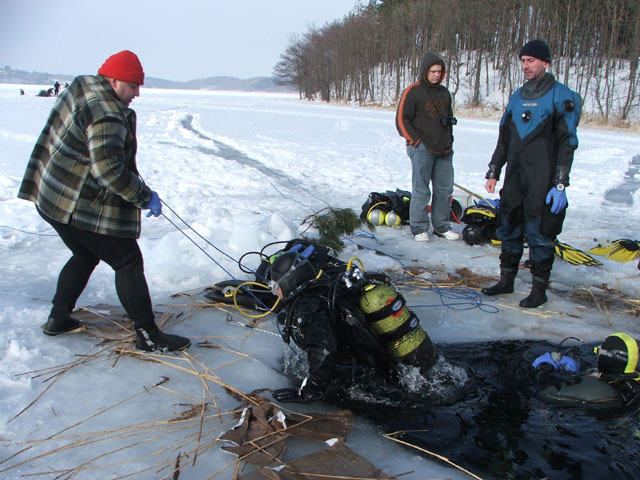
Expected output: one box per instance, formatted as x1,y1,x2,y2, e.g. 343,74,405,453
604,154,640,205
322,341,640,480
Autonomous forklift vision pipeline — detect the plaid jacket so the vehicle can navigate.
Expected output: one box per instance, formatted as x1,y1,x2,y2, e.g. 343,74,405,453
18,75,152,238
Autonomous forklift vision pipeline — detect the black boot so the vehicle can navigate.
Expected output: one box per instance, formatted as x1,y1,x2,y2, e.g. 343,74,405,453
519,275,548,308
519,260,552,308
135,325,191,352
481,253,521,296
43,315,83,336
481,266,518,295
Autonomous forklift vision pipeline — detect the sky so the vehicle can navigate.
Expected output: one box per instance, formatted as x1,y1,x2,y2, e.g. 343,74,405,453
0,0,361,81
0,85,639,478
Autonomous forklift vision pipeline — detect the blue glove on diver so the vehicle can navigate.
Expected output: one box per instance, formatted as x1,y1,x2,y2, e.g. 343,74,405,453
142,191,162,217
545,186,567,214
532,351,580,372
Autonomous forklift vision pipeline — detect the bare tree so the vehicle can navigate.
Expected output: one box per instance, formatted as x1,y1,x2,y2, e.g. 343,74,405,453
276,0,640,122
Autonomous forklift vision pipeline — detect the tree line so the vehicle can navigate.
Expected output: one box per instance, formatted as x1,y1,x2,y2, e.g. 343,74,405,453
274,0,640,123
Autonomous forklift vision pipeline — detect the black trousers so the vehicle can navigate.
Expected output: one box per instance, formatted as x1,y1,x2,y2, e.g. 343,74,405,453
38,209,155,329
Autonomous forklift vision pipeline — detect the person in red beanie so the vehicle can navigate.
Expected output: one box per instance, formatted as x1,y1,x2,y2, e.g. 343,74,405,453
18,50,191,353
98,50,145,106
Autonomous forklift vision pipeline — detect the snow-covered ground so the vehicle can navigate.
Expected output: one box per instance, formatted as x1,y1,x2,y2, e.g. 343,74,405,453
0,83,639,479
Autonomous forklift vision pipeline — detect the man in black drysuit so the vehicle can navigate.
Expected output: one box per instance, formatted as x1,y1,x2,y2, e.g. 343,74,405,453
482,40,581,308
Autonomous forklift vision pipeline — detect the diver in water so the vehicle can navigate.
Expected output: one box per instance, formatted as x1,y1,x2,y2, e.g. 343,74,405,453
535,332,640,410
261,240,440,403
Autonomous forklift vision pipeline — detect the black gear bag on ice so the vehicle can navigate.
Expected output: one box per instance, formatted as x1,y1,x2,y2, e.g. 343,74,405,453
360,189,411,225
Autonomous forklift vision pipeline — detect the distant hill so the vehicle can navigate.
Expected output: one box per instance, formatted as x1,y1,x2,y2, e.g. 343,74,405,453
0,67,74,86
143,75,293,92
0,67,294,93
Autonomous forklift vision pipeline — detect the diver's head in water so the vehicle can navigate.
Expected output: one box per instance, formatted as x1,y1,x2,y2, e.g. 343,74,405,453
595,333,639,376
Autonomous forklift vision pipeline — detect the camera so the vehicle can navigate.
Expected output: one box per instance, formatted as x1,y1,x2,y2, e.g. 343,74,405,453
441,116,458,127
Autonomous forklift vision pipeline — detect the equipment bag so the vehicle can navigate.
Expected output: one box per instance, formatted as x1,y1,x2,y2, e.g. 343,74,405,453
461,203,500,245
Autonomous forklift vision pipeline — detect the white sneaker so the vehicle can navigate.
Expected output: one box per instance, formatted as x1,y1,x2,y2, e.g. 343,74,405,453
434,230,460,240
414,232,430,242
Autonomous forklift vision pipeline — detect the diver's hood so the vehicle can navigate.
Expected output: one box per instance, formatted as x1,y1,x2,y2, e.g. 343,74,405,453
270,250,316,299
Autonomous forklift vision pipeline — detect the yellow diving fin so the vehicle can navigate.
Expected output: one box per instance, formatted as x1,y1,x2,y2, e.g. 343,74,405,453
607,239,640,262
588,239,640,262
587,243,615,256
554,240,602,266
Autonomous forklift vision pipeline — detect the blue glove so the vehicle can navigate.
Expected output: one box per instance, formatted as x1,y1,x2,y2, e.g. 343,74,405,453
532,352,557,370
532,351,580,372
142,191,162,217
557,355,580,372
545,187,567,214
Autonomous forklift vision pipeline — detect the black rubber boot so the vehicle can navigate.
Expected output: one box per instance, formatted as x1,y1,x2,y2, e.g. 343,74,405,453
481,253,521,296
519,275,548,308
481,266,518,295
135,325,191,352
519,260,553,308
43,315,83,336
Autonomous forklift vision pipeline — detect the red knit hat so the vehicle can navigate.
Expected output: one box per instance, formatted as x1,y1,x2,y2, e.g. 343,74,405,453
98,50,145,85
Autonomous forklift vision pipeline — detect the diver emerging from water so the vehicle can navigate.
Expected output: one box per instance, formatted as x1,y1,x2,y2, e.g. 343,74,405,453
535,332,640,410
253,240,440,403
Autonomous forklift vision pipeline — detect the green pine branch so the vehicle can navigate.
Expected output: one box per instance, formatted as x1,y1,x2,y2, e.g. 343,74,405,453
300,207,373,252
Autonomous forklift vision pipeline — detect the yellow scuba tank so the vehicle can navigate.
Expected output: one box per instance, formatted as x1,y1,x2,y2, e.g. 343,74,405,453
357,283,439,374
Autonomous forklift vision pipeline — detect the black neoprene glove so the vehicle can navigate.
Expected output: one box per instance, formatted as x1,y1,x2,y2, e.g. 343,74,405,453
272,376,325,403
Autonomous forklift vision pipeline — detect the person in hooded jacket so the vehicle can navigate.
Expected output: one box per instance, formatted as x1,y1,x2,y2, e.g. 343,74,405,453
396,52,460,242
18,50,190,352
481,40,581,308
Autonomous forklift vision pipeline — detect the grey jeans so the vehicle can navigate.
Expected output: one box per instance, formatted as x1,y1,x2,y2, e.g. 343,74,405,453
407,143,454,235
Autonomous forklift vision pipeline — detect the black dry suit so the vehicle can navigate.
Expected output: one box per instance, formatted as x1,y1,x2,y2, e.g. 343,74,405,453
269,240,439,402
487,73,581,230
